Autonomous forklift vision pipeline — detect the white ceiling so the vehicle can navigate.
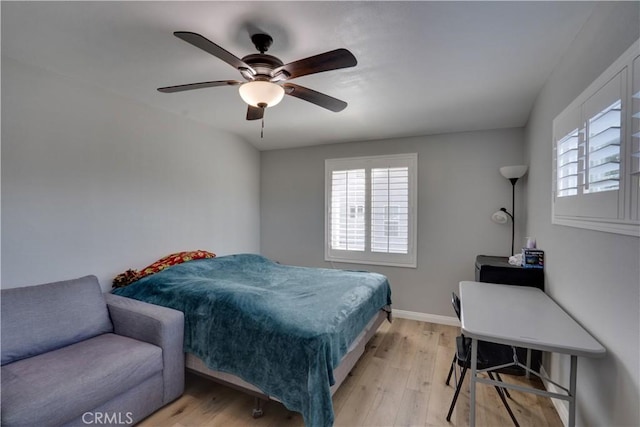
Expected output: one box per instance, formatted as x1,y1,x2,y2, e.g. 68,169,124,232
2,1,596,150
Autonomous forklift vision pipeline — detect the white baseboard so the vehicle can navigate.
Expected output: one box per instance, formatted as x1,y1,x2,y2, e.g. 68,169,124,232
539,365,569,427
392,309,460,326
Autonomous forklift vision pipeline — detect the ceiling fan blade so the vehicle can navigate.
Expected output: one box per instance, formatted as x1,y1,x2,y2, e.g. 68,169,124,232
246,105,264,121
273,49,357,80
283,83,347,112
157,80,241,93
174,31,255,74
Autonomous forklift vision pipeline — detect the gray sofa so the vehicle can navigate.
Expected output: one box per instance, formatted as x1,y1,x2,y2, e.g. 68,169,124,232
1,275,185,427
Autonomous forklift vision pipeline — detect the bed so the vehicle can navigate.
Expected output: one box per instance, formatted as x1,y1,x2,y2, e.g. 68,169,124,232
111,253,392,427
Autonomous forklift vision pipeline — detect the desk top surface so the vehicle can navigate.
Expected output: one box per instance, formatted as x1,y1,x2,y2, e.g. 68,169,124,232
460,281,605,358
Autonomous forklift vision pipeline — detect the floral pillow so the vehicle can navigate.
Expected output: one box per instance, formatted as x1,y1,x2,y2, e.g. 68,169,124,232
112,250,216,288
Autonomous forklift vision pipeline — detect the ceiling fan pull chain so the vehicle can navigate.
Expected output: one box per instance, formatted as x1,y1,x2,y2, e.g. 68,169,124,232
258,102,267,138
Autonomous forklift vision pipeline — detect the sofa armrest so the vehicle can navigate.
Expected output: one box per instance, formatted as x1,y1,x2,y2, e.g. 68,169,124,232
104,293,184,404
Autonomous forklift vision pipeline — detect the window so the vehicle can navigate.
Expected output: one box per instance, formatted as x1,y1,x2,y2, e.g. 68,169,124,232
325,153,417,267
554,72,622,221
552,40,639,236
631,55,640,221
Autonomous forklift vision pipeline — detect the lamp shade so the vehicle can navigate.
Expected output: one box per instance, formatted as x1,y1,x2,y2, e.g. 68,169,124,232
499,165,528,180
491,210,509,224
239,81,285,108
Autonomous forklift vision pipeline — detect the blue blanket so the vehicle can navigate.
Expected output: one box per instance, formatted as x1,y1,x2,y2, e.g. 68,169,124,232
112,254,391,426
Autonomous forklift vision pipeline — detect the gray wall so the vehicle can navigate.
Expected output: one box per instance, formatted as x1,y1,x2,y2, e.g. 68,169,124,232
524,2,639,426
261,128,525,316
1,57,261,290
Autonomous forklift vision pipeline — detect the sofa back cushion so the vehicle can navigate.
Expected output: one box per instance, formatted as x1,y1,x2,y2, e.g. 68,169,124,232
1,275,113,365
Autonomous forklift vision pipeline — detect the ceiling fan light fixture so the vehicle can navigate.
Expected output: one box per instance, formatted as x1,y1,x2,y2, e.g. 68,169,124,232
239,81,284,108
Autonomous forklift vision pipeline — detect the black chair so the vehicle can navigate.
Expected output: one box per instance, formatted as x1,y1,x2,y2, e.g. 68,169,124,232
445,292,520,426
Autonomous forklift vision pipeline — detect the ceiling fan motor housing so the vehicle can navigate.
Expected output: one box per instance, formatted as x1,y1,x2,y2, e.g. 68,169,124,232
240,54,287,81
251,33,273,53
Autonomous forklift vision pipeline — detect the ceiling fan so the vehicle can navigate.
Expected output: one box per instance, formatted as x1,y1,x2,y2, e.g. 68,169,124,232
158,31,357,123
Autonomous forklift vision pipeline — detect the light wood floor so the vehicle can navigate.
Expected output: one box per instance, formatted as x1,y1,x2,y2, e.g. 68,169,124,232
139,318,563,427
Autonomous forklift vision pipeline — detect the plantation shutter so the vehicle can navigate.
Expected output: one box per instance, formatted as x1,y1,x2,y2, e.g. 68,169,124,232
371,167,409,254
330,169,365,251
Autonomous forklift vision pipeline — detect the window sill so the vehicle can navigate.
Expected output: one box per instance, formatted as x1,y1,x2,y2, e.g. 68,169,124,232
552,216,639,237
325,256,417,269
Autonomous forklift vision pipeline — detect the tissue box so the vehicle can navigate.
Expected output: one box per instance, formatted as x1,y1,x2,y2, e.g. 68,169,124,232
521,249,544,269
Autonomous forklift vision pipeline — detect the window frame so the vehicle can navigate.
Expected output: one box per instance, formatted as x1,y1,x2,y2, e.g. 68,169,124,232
325,153,418,268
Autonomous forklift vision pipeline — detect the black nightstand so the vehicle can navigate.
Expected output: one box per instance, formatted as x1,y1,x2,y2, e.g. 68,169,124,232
475,255,544,291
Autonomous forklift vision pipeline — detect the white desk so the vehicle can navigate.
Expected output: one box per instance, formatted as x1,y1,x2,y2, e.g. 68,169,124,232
459,281,605,427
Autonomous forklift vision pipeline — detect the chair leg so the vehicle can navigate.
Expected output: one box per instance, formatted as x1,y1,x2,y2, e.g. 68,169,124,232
495,372,511,398
445,353,457,386
488,372,520,427
446,365,467,422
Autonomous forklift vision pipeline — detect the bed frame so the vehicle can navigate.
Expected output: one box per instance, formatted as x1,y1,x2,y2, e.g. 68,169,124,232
185,308,389,417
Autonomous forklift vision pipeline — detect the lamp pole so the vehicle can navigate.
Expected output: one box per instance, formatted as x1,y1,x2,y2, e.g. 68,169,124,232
509,178,518,256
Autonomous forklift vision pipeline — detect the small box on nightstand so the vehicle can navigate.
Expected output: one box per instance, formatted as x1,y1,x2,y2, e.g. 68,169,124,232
522,249,544,269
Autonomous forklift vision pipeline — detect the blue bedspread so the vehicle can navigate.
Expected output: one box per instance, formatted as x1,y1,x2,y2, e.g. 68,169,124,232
112,254,391,426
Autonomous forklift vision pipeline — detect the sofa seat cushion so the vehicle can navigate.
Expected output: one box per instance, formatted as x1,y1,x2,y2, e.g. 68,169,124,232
1,333,162,427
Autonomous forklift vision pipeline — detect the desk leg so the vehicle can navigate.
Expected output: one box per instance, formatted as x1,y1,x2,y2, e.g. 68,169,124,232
470,338,478,427
569,355,577,427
